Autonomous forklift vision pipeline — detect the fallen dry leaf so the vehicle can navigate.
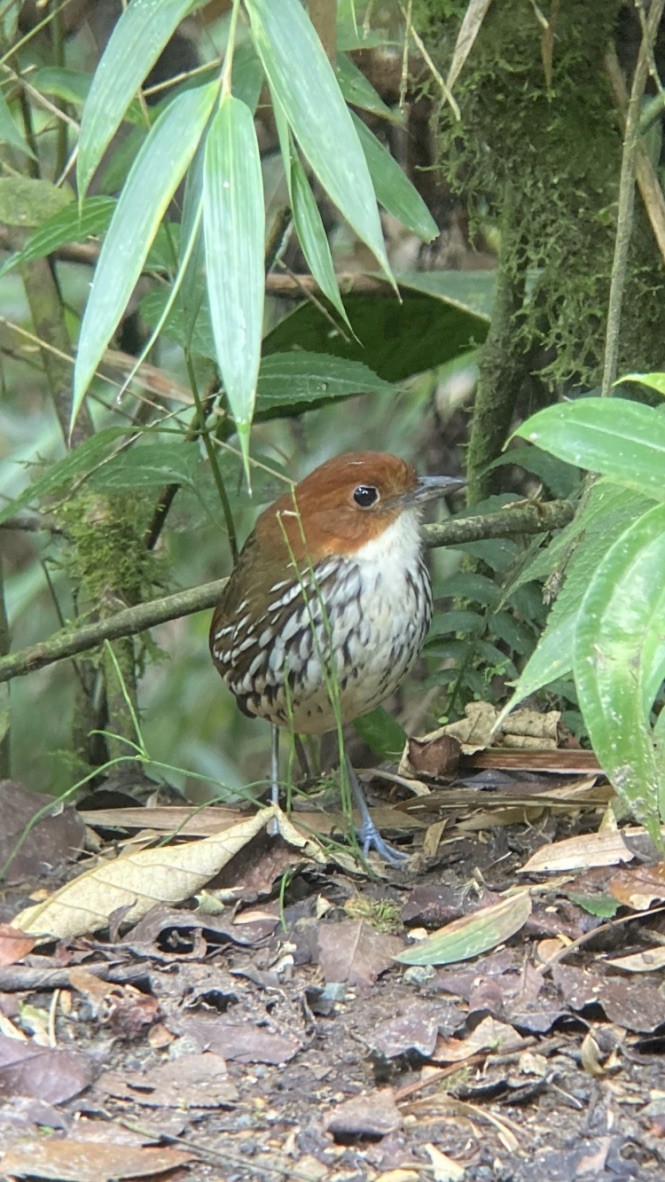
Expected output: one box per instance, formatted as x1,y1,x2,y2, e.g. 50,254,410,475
519,829,634,874
0,1138,192,1181
0,1033,93,1104
609,862,665,909
325,1087,402,1140
317,920,404,993
97,1052,237,1108
10,807,278,940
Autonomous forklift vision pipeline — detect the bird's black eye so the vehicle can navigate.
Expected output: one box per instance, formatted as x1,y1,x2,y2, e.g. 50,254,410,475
353,484,379,509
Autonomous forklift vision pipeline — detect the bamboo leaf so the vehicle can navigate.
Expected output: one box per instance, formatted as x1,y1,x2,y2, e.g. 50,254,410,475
274,101,349,327
203,93,264,467
73,82,218,431
0,87,34,157
396,892,532,966
351,112,438,242
245,0,392,280
0,197,115,278
335,53,403,124
0,429,129,527
77,0,197,197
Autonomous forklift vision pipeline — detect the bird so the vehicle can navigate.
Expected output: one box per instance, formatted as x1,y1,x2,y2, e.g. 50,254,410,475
209,451,464,864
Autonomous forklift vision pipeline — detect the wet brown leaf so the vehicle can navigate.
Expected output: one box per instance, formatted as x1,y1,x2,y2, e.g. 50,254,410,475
325,1087,402,1140
97,1052,237,1108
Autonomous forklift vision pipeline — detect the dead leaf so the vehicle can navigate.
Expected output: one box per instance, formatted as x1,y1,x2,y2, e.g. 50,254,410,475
425,1142,466,1181
317,920,404,993
607,946,665,973
10,807,276,940
97,1052,237,1108
407,734,461,778
0,780,85,882
609,863,665,909
325,1088,402,1140
519,830,634,874
0,1138,192,1181
446,0,495,93
173,1013,300,1064
0,1033,93,1104
0,924,34,966
433,1016,523,1064
366,998,439,1060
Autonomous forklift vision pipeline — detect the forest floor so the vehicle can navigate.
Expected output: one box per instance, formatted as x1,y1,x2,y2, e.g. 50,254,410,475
2,742,665,1182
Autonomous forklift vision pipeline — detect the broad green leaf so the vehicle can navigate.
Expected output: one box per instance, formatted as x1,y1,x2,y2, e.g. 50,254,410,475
0,88,34,157
622,371,665,397
90,442,201,493
73,82,218,430
516,398,665,501
398,269,495,318
245,0,392,280
336,54,403,124
574,503,665,841
487,444,580,499
0,176,70,229
353,707,407,761
429,609,485,636
256,353,394,415
263,277,491,382
496,612,578,727
0,428,128,527
203,93,264,465
351,112,438,242
438,571,500,606
274,101,349,328
77,0,197,197
0,197,115,278
231,42,265,112
396,891,532,966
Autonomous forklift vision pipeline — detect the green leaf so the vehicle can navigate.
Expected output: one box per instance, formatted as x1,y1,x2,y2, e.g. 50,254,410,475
335,53,403,124
516,397,665,501
203,93,264,465
439,571,500,606
396,891,532,966
487,443,580,499
429,609,485,636
0,429,129,527
263,276,490,383
353,707,407,761
0,197,115,278
90,442,201,493
351,112,438,242
574,503,665,841
77,0,198,197
73,82,218,430
256,352,394,416
622,371,665,397
496,612,578,726
245,0,392,280
274,102,349,328
0,88,34,158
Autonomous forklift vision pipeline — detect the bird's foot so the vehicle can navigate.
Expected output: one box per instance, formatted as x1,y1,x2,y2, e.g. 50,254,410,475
356,816,409,867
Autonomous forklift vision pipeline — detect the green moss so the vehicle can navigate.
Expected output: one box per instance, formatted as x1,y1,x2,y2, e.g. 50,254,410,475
419,0,665,386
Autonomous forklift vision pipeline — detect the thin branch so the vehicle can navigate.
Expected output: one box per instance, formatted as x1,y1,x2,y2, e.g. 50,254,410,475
0,499,574,685
601,1,665,396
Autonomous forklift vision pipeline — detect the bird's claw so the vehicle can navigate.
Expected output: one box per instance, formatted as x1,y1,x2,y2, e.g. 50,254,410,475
356,818,409,867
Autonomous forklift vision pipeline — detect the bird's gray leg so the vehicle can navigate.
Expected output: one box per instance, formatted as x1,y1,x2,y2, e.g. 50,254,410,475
344,756,409,866
267,725,280,835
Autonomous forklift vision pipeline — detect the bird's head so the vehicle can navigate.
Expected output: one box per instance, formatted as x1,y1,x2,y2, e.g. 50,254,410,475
255,451,465,563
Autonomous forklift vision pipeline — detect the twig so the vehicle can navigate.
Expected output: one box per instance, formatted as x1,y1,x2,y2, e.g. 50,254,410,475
0,500,573,684
601,1,665,396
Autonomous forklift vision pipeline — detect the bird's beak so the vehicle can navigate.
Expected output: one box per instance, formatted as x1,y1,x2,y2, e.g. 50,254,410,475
396,475,466,508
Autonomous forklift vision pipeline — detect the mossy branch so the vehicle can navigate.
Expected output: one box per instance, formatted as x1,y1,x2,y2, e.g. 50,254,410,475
0,499,574,685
